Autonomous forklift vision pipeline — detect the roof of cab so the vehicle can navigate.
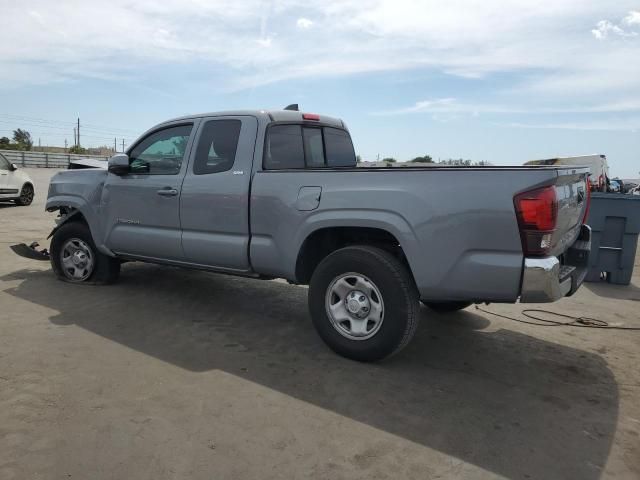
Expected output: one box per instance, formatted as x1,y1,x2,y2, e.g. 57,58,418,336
158,109,345,129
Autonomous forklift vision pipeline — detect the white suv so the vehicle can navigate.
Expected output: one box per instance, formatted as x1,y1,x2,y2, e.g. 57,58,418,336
0,153,34,206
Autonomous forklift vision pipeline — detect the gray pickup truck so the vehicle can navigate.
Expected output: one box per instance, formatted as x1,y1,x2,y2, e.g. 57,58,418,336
16,108,592,361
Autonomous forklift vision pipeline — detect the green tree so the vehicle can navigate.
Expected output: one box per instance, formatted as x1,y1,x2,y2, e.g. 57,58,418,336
12,129,33,150
0,136,10,148
356,154,362,163
382,157,396,163
68,145,87,154
409,155,433,163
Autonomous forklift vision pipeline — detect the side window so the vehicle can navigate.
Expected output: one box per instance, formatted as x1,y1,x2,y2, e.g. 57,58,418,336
265,125,304,169
0,154,9,170
128,124,193,175
324,127,356,167
193,120,242,175
303,127,325,167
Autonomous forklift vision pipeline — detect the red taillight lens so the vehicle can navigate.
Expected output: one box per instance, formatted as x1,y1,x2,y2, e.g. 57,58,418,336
514,186,558,256
302,113,320,121
582,178,591,225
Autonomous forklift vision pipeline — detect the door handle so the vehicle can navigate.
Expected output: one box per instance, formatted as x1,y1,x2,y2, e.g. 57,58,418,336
157,188,178,197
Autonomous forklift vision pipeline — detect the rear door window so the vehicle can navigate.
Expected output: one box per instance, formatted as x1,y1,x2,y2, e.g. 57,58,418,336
265,125,304,169
324,127,356,167
193,119,242,175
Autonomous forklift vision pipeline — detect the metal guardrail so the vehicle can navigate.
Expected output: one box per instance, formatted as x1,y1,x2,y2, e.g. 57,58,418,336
0,149,109,168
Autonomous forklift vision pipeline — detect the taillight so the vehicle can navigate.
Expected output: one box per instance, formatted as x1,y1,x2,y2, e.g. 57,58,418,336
302,113,320,121
582,177,591,225
514,186,558,256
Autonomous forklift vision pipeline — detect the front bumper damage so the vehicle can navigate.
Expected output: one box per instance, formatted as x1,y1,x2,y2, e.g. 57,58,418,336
520,224,591,303
10,242,50,261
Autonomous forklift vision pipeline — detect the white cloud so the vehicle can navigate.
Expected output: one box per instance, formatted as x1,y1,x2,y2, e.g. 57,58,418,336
624,10,640,25
592,10,640,39
296,17,313,29
257,37,274,47
1,0,639,116
500,119,640,132
374,97,640,116
592,19,637,39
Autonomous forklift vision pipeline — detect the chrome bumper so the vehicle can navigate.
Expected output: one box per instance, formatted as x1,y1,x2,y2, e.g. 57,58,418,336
520,225,591,303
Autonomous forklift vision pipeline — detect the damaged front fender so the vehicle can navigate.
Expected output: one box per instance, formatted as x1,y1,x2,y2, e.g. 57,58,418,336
46,208,83,240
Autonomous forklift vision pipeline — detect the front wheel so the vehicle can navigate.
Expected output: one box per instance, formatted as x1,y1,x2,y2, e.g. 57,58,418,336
50,221,120,284
308,245,420,362
15,183,34,206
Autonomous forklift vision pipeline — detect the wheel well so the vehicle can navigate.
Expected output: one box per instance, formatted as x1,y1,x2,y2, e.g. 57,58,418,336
295,227,412,284
49,207,90,233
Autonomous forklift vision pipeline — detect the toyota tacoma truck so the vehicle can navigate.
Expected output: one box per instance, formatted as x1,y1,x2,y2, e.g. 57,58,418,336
12,108,592,361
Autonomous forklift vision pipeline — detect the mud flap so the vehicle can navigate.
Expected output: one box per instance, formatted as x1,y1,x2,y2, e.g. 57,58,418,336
10,242,50,261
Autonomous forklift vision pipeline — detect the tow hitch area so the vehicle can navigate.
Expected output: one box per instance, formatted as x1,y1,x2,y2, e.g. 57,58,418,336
10,242,50,261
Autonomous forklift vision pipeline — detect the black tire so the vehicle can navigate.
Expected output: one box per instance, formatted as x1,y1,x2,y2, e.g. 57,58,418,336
423,301,472,313
50,221,120,285
308,245,420,362
15,183,34,206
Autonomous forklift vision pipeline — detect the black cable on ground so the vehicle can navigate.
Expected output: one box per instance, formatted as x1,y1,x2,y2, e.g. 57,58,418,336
474,305,640,331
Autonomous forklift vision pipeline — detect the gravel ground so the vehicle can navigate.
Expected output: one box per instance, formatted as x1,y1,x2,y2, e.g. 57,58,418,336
1,168,639,480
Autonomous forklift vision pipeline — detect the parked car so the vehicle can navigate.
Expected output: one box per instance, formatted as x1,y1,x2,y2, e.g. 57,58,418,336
0,152,34,206
609,179,621,193
12,108,592,361
524,154,609,192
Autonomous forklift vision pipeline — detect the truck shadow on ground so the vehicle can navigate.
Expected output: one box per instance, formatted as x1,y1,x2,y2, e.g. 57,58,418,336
2,264,618,480
584,279,640,301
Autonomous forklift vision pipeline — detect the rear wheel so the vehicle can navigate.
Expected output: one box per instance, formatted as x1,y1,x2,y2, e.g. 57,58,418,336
50,222,120,284
423,301,472,313
308,245,420,362
15,183,34,206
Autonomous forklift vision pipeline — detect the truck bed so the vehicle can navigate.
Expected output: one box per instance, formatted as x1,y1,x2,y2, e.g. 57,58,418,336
250,165,589,302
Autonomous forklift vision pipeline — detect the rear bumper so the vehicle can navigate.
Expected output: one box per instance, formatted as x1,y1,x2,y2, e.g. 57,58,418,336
520,225,591,303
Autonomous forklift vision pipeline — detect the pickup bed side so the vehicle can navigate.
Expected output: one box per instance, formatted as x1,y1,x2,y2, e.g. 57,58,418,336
249,167,582,303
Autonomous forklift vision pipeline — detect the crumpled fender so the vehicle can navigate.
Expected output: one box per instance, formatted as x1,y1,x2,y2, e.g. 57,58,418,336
46,209,83,239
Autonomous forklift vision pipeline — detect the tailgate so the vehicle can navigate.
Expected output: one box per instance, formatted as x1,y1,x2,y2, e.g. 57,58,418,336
549,167,590,257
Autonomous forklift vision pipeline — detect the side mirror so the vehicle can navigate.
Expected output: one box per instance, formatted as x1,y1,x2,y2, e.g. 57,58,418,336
108,153,130,175
9,163,17,171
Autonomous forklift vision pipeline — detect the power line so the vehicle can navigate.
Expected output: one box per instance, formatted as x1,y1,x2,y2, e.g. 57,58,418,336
0,114,141,137
0,129,131,141
0,119,139,138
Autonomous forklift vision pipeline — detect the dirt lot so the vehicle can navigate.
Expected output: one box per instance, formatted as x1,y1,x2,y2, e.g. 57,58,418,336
1,168,639,479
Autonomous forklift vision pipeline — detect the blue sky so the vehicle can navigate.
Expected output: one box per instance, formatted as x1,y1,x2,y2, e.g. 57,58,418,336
1,0,639,177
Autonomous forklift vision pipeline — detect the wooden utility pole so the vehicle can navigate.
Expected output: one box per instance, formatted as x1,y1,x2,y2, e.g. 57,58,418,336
77,118,80,147
73,128,77,147
64,139,68,151
121,139,125,152
114,138,117,153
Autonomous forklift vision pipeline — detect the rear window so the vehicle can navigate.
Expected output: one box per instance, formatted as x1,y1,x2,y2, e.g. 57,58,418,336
265,125,304,169
264,124,355,169
324,127,356,167
303,127,325,167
